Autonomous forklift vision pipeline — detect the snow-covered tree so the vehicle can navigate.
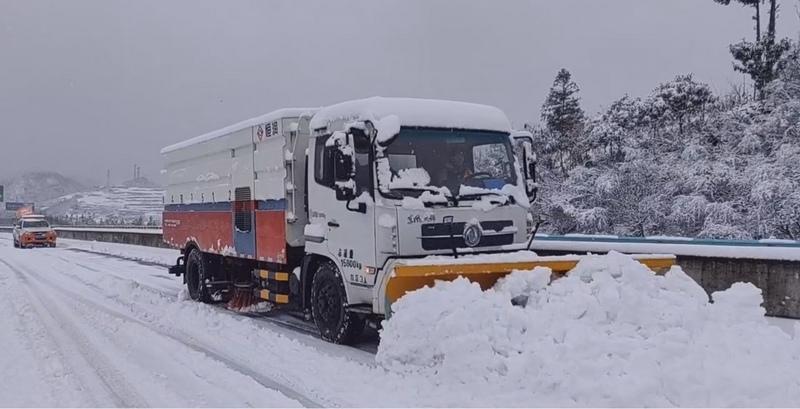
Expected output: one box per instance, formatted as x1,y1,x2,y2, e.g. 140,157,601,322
586,95,645,164
650,74,715,136
714,0,791,98
533,40,800,240
540,68,586,174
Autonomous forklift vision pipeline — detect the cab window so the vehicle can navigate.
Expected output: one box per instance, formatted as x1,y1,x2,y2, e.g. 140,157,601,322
314,136,335,188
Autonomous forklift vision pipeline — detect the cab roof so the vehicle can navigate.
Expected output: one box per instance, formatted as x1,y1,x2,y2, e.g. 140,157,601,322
309,97,512,134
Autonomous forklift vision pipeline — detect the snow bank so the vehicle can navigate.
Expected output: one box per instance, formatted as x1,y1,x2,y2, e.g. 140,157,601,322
58,238,178,266
377,251,800,407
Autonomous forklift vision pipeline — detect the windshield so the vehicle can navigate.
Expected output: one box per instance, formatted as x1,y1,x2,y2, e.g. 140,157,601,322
380,128,517,199
23,220,49,228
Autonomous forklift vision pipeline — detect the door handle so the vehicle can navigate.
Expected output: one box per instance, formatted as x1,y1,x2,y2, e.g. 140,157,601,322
327,220,340,228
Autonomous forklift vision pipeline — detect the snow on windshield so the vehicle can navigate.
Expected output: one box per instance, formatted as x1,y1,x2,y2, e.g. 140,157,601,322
380,128,522,202
388,168,431,189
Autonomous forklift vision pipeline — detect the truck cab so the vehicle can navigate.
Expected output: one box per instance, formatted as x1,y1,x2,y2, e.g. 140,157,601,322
12,215,57,248
303,98,537,334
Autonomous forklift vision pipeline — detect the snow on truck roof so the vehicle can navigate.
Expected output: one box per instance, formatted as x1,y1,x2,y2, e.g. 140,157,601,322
161,98,511,155
308,97,512,134
160,107,319,154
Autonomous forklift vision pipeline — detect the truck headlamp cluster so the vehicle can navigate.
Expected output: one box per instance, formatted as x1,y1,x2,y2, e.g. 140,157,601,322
463,224,482,248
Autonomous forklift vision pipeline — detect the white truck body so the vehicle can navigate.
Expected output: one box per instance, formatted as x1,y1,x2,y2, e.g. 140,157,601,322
162,97,539,342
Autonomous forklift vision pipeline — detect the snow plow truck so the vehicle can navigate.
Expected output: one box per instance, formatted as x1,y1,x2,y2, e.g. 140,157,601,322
162,97,675,344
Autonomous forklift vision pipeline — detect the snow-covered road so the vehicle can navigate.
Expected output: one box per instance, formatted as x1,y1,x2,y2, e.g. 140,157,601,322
0,234,377,407
3,233,800,407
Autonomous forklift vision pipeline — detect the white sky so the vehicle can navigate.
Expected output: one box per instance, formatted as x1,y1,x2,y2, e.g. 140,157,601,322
1,0,798,184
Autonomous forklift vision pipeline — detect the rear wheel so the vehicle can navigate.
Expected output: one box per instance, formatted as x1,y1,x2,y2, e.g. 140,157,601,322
311,262,365,344
13,238,18,248
186,249,211,303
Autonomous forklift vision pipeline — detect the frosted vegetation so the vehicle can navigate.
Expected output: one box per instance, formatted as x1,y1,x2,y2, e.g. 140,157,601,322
529,41,800,240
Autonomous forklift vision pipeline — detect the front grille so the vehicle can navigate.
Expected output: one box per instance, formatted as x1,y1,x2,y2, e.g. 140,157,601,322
420,220,515,250
421,220,513,237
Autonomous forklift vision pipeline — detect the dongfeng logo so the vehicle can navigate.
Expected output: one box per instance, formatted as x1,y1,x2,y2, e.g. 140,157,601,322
463,223,482,247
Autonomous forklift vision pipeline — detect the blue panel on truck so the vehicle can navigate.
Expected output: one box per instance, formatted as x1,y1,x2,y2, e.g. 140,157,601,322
233,197,256,259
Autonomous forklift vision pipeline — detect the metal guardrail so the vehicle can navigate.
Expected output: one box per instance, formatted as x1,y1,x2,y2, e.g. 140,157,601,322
2,225,799,318
2,226,798,248
53,225,162,230
537,234,800,248
0,225,161,230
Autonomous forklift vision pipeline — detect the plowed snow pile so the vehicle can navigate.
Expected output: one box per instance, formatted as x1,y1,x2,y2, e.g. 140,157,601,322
377,251,800,407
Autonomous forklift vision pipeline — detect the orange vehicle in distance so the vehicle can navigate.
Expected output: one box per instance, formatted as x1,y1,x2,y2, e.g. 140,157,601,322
12,215,57,248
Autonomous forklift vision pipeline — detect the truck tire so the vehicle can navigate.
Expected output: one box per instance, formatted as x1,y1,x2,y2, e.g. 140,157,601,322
311,262,365,344
186,249,212,303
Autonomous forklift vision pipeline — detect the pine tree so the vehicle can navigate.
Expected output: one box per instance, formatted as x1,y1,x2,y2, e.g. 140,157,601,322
540,68,586,174
714,0,791,98
650,74,715,136
713,0,763,42
587,95,645,163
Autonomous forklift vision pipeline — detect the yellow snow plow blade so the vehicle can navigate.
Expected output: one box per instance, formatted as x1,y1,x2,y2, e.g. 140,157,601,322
386,254,676,304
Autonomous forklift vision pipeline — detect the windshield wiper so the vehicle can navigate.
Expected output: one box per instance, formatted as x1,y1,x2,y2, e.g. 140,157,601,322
457,191,512,204
387,187,455,203
389,186,442,194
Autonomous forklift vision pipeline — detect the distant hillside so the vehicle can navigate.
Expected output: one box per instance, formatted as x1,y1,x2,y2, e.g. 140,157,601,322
41,186,164,225
119,176,161,189
0,171,87,203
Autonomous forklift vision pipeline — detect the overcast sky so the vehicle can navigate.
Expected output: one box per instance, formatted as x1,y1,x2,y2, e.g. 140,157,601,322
1,0,798,185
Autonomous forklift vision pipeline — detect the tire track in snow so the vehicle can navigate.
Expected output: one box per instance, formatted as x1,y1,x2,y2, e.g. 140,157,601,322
0,259,149,407
2,256,325,408
66,247,172,268
51,253,177,299
0,258,92,406
60,243,382,355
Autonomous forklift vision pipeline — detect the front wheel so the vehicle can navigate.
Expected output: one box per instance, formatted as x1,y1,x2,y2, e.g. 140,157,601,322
185,249,211,303
311,262,365,344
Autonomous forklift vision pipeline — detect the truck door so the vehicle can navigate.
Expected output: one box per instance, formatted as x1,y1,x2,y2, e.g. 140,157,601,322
308,133,376,302
328,141,375,288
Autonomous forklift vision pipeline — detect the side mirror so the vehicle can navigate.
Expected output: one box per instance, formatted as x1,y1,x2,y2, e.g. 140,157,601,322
333,149,354,182
332,131,357,201
513,134,537,201
526,161,538,201
335,180,357,201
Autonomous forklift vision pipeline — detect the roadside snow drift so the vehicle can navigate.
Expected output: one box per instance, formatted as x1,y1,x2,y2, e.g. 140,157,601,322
377,251,800,407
